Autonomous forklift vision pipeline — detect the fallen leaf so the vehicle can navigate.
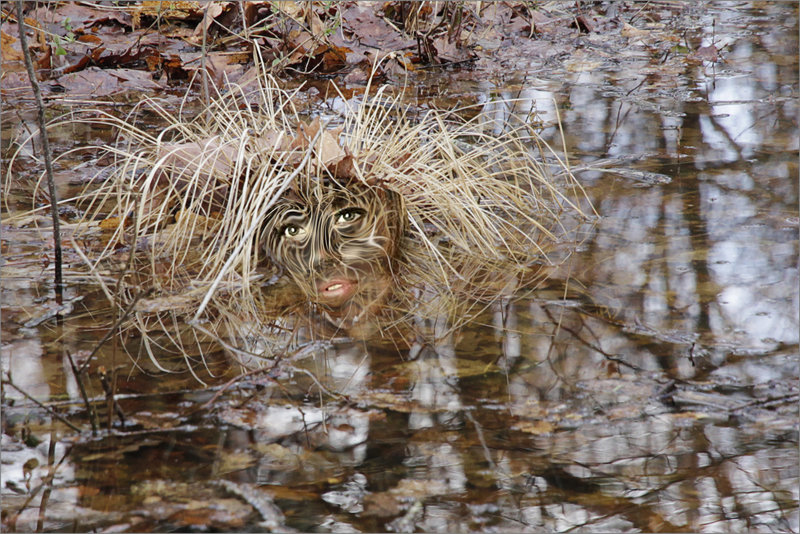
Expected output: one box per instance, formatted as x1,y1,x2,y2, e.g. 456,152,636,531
340,5,415,50
53,67,164,97
574,14,595,33
690,44,719,62
1,30,24,62
565,58,604,72
156,139,237,182
514,419,555,435
321,44,348,72
99,216,126,231
77,34,102,45
134,294,198,313
272,1,305,21
329,154,357,180
307,6,327,37
174,209,222,238
191,1,228,38
134,0,205,26
620,22,649,41
317,130,347,167
251,130,289,155
363,492,403,517
432,36,475,64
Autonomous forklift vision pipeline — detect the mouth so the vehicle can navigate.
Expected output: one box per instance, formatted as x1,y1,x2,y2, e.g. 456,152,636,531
316,277,358,304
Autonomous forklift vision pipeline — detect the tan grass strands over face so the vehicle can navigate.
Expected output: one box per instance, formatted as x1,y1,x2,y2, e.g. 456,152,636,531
46,62,593,369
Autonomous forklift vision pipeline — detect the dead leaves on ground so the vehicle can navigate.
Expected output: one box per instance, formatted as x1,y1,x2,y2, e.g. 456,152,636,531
2,1,708,102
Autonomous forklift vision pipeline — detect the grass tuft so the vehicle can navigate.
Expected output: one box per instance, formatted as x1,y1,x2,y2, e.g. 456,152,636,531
58,61,594,367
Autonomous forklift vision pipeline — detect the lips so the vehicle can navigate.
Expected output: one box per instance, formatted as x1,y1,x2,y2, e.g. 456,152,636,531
317,277,357,304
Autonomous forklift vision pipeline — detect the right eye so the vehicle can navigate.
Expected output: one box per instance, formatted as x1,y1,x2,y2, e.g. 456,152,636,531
282,224,305,239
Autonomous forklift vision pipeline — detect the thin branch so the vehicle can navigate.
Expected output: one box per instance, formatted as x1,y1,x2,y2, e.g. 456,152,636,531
65,351,98,435
98,366,127,429
2,377,82,433
201,4,210,112
16,0,63,305
78,288,154,374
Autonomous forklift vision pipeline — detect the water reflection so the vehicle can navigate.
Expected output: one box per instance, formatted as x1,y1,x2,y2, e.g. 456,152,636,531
2,2,798,532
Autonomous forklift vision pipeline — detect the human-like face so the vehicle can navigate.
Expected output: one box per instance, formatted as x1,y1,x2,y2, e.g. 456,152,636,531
262,181,405,311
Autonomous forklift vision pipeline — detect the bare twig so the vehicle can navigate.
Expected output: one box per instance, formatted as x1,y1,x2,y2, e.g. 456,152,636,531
65,351,98,435
201,3,210,111
78,288,154,373
16,0,63,304
5,438,71,532
36,431,57,531
98,366,126,429
2,377,82,433
192,364,280,413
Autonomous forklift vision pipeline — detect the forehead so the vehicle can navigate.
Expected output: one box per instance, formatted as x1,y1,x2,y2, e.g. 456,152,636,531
280,179,380,207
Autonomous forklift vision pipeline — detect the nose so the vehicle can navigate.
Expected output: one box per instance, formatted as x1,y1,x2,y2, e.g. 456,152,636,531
305,215,338,273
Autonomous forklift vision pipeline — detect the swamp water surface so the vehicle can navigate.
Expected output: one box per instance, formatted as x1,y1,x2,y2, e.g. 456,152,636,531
2,3,798,533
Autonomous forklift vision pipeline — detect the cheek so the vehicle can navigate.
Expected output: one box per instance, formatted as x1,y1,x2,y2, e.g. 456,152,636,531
339,237,387,263
337,218,398,263
263,227,303,272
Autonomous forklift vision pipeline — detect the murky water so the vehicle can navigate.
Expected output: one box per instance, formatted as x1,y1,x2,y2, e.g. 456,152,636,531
2,3,798,533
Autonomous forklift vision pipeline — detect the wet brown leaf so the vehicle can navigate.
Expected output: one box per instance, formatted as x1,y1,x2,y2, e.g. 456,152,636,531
198,52,247,89
565,51,604,73
363,492,403,517
1,30,24,62
156,140,237,181
318,130,347,167
431,36,475,64
272,1,306,21
620,22,650,42
191,1,229,38
173,209,222,238
690,44,719,63
134,1,205,26
353,391,424,413
252,442,299,468
514,419,555,435
252,130,290,155
574,13,598,33
53,67,164,97
486,3,530,36
321,44,349,72
98,216,126,231
329,154,358,180
340,4,415,51
217,451,257,474
307,5,327,38
77,34,102,45
27,4,100,37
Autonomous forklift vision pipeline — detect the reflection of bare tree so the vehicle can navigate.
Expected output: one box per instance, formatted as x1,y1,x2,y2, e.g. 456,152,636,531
4,4,797,532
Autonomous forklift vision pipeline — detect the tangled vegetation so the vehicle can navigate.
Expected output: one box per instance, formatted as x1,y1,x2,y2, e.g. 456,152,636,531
28,55,592,372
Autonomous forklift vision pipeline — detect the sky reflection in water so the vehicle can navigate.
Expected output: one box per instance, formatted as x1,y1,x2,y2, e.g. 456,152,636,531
1,3,797,532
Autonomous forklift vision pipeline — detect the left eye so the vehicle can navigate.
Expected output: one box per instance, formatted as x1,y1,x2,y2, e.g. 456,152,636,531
335,209,363,224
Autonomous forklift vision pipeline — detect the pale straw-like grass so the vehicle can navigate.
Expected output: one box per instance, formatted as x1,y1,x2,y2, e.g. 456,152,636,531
18,60,594,372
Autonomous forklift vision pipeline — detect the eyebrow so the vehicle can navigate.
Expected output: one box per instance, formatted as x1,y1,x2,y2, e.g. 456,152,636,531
281,209,307,221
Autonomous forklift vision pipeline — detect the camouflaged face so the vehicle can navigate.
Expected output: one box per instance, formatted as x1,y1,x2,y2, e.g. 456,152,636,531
262,179,405,307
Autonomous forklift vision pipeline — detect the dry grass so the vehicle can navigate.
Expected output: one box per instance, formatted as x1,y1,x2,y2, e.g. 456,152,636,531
21,58,594,371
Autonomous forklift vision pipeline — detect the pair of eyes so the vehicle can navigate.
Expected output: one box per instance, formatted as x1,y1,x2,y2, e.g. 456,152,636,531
281,207,365,239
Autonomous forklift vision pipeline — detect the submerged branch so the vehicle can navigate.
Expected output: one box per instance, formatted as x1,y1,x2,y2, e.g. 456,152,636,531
65,351,99,435
2,376,82,433
78,288,154,374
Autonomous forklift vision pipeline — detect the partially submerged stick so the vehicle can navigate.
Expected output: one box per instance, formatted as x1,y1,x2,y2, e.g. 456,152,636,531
16,0,63,304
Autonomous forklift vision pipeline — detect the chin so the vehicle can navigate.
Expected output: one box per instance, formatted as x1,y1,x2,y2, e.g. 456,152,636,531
311,274,395,334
